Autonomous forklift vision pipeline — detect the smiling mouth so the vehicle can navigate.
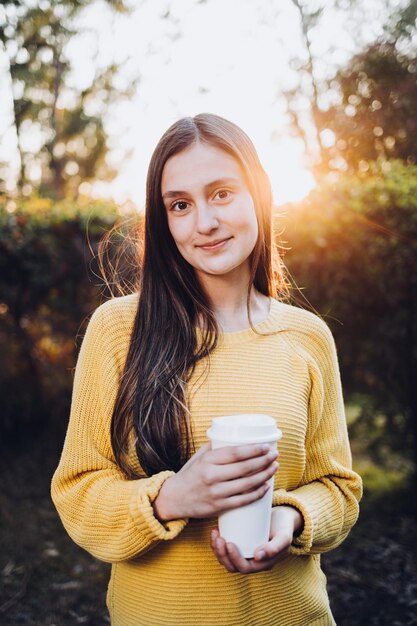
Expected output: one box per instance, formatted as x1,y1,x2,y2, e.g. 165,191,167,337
197,237,233,250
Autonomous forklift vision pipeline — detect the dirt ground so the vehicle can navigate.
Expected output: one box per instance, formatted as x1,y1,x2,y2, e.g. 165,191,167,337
1,440,416,626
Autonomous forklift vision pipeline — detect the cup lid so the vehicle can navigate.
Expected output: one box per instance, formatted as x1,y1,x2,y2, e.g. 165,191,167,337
207,414,282,444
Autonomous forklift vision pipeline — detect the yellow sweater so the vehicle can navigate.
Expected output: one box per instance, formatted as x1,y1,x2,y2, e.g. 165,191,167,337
51,295,362,626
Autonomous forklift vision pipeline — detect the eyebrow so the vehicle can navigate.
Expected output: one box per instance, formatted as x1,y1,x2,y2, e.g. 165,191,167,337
162,177,241,200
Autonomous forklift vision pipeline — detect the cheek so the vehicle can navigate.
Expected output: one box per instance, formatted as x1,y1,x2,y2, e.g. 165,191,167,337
240,205,259,245
167,217,191,247
249,214,259,241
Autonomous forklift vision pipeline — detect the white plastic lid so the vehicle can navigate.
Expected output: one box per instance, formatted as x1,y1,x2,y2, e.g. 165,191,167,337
207,414,282,444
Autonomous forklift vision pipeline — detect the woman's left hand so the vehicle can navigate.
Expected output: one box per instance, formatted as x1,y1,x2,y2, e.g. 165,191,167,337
210,505,303,574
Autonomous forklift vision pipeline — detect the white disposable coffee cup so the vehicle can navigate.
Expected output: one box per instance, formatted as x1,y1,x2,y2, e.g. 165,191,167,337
207,414,282,558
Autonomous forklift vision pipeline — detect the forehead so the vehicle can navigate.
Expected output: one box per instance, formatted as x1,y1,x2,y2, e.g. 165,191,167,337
161,141,244,193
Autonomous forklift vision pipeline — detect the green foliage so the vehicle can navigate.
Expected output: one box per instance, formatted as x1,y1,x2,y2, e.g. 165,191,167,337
319,41,417,172
384,0,417,42
284,0,417,180
354,458,409,500
0,196,132,445
1,160,417,478
282,159,417,469
0,0,136,199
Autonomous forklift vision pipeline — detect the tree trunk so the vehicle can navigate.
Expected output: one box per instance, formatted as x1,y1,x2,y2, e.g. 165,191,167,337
0,39,24,195
290,0,326,168
48,45,65,199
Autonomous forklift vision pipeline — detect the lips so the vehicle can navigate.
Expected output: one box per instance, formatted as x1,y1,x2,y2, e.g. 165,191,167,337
196,237,233,250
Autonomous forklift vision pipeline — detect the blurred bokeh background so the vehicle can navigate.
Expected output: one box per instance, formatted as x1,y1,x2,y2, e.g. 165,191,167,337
1,1,416,624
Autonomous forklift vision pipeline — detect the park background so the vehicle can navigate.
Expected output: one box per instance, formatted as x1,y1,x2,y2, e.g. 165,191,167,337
1,0,416,624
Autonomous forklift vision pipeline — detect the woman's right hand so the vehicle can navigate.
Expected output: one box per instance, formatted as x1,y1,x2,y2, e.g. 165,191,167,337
152,443,278,521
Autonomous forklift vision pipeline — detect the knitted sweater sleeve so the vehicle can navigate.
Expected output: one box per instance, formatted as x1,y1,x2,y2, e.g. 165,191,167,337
50,301,188,563
272,317,362,555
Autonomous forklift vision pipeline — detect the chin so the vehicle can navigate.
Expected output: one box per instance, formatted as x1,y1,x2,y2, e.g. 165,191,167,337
201,262,247,277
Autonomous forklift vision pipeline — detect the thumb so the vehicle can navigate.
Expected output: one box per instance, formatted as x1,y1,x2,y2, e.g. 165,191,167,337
254,532,292,561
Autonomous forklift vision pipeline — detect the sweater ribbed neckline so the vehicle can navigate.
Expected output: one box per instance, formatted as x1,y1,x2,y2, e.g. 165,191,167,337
197,297,284,346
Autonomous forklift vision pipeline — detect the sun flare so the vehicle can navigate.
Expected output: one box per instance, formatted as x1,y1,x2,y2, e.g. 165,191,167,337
260,138,316,206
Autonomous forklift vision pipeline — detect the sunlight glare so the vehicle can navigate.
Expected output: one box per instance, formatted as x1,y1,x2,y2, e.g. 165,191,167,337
260,138,316,205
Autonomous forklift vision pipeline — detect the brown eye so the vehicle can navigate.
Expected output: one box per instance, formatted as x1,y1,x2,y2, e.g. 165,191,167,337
216,190,230,200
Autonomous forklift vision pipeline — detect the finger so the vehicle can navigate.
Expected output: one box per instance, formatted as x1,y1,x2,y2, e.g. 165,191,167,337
226,543,278,574
224,542,253,574
210,528,220,549
209,443,273,465
213,536,238,573
215,461,277,506
253,533,292,561
218,480,272,511
216,461,278,499
246,555,277,572
203,454,278,496
210,449,278,483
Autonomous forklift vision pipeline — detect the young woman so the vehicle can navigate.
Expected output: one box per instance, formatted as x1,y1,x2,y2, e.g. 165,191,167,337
51,113,362,626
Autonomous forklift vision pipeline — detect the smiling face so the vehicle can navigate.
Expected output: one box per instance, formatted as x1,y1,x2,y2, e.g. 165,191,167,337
161,141,259,286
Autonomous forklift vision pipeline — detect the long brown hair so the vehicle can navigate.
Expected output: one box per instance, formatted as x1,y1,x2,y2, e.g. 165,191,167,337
110,113,288,478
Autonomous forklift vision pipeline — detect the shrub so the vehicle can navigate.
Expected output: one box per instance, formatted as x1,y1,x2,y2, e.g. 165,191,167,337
0,196,137,447
282,159,417,472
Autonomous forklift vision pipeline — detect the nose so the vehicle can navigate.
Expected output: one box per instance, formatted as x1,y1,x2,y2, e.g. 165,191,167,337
196,202,219,234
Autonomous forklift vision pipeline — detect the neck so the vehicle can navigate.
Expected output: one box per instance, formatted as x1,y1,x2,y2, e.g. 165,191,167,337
196,269,270,332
